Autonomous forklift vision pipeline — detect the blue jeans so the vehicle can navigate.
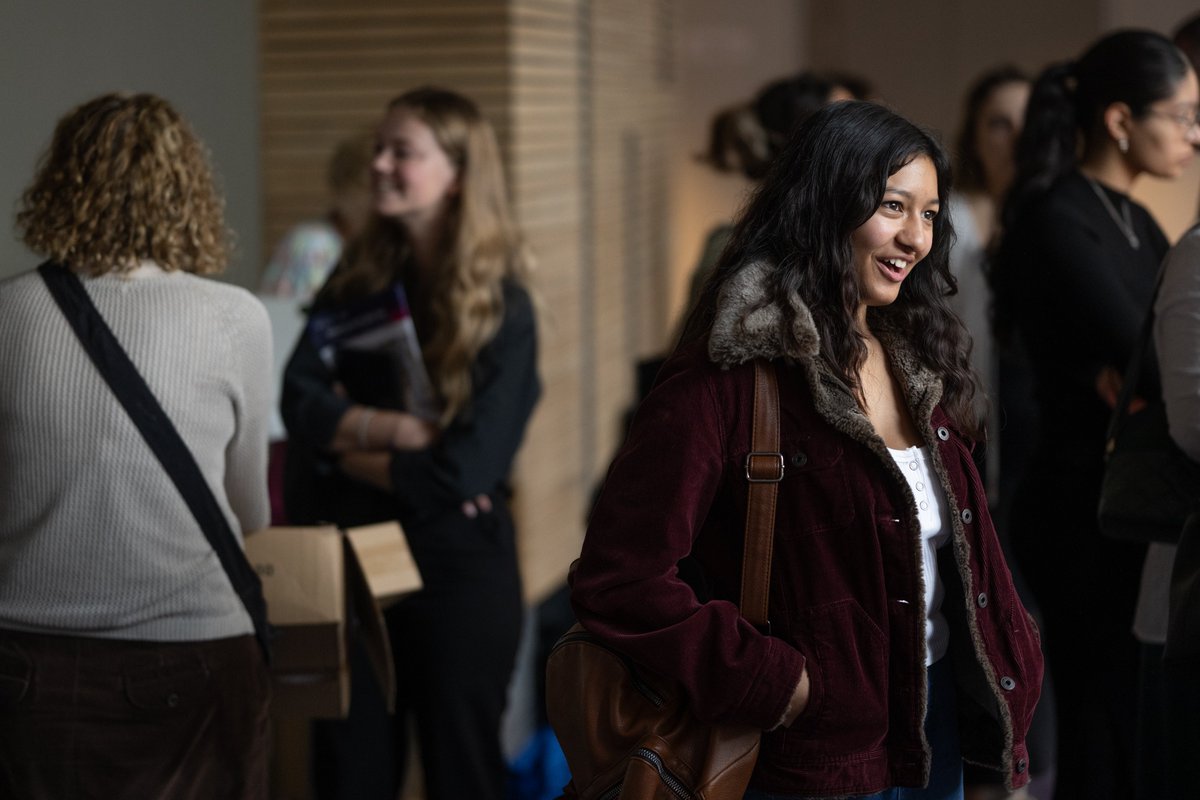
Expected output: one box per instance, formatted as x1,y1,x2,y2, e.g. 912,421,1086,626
745,657,964,800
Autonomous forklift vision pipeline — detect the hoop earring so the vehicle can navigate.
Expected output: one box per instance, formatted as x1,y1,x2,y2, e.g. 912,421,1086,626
1118,138,1130,154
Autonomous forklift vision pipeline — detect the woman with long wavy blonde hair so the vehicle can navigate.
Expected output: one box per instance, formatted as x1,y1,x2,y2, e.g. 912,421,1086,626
281,86,541,800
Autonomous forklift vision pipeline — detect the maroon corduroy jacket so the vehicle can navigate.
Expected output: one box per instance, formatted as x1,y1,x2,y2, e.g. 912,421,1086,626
570,263,1043,796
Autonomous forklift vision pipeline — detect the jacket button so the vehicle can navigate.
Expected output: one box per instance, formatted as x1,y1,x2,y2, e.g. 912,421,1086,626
1000,676,1016,691
790,452,808,467
936,426,950,441
960,508,973,524
976,592,988,608
1016,757,1027,774
166,692,180,708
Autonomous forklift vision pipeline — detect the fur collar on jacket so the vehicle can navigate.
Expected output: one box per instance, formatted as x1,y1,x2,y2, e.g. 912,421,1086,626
706,260,946,444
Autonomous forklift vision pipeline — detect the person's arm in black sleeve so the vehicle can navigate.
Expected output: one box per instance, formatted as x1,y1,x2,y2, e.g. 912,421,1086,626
1036,209,1149,370
281,324,353,449
387,281,541,519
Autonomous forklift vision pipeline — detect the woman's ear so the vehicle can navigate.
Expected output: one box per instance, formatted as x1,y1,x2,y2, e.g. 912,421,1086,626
1102,101,1135,150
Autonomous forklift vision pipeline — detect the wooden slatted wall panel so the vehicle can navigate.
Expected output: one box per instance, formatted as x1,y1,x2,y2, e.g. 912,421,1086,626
507,0,587,604
260,0,514,253
508,0,677,603
585,0,676,482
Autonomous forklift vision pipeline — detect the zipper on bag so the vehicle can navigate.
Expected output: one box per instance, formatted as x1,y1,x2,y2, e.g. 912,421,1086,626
630,747,693,799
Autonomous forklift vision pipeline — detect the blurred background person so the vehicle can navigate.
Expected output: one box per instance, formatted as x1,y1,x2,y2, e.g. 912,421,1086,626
258,132,374,526
682,70,872,320
0,92,273,800
281,86,541,800
1130,14,1200,800
994,30,1199,800
951,67,1046,800
948,64,1031,494
259,130,374,303
1148,221,1200,800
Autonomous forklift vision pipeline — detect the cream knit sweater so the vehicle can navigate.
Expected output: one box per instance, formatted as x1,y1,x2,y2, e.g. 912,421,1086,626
0,263,272,641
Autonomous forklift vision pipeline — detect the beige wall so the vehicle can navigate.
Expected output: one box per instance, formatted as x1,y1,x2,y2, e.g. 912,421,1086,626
667,0,809,331
808,0,1100,139
0,0,261,285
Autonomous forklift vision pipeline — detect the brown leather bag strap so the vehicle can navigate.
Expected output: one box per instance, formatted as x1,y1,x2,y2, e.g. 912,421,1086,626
739,359,782,630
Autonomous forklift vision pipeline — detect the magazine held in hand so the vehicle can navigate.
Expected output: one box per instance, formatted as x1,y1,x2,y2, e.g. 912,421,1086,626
306,283,439,420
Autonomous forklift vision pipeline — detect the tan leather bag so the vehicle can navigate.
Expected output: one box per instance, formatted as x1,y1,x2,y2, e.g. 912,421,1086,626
546,360,782,799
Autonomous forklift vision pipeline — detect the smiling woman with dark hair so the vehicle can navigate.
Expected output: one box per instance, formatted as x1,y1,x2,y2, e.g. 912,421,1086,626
570,101,1043,800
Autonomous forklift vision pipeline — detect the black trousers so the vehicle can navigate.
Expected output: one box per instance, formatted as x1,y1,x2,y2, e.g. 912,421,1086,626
0,630,270,800
313,507,524,800
1011,465,1144,800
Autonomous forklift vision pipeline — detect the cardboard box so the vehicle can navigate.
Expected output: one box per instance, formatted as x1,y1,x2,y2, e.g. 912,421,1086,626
245,522,423,718
344,522,423,607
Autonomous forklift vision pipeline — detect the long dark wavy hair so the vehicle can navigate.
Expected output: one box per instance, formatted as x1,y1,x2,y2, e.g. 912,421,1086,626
683,100,982,440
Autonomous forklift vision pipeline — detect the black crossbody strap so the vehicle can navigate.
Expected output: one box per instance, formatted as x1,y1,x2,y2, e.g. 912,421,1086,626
38,261,271,661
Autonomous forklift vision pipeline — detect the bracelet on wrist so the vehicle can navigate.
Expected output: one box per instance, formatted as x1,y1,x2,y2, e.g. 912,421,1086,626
357,408,375,449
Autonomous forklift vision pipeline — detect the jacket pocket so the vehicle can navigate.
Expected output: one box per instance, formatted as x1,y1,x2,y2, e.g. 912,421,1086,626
123,652,210,714
783,599,888,753
774,437,856,537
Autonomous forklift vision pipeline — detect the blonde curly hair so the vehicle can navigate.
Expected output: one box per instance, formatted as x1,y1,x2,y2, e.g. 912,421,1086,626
16,92,229,276
324,87,535,424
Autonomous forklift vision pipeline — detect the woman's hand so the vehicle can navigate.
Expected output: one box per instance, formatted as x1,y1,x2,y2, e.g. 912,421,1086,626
338,450,392,491
774,668,811,730
337,450,494,518
386,412,438,450
1095,365,1146,413
461,493,492,518
330,406,439,453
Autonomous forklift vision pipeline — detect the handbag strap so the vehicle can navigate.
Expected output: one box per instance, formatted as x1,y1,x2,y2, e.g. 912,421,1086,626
37,261,272,661
1106,262,1169,454
740,359,782,630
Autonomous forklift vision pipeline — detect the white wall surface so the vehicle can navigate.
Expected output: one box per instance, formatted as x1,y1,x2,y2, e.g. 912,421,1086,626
0,0,260,286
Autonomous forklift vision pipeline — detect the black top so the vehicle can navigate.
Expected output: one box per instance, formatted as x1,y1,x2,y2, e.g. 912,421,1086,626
280,277,541,542
998,170,1169,467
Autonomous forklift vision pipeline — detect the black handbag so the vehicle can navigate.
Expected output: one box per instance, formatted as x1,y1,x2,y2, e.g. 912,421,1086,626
1098,264,1200,544
37,261,273,660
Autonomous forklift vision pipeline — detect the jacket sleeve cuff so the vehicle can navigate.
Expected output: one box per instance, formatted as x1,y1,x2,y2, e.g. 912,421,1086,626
739,636,807,730
311,394,353,447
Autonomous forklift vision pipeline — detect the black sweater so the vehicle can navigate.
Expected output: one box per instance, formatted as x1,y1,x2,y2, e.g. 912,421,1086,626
998,169,1168,468
281,278,541,554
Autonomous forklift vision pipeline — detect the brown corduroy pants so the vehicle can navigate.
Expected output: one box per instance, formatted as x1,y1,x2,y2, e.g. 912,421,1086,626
0,629,270,800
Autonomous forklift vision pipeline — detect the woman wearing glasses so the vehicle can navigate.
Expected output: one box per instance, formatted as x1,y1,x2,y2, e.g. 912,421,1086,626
993,29,1199,800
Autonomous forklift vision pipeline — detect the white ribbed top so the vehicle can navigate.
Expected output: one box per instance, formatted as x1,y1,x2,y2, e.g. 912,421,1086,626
888,445,951,665
0,264,272,641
